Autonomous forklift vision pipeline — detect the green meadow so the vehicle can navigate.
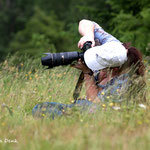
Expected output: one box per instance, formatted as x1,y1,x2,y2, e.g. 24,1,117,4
0,56,150,150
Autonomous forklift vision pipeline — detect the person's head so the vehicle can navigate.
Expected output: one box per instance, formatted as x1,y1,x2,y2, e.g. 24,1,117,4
121,43,145,76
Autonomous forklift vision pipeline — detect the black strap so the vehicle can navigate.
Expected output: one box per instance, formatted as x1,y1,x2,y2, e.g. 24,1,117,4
73,72,84,103
73,41,92,103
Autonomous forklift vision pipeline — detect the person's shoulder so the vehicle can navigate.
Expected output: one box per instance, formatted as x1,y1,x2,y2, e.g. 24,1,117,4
92,21,102,29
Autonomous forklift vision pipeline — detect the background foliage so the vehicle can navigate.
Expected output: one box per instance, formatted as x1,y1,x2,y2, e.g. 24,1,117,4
0,0,150,61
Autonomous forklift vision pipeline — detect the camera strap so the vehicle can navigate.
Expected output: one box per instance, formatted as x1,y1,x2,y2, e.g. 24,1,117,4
73,41,92,103
73,72,84,103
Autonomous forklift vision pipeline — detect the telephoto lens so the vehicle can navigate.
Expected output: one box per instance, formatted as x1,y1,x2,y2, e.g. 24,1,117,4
41,52,84,68
41,41,92,69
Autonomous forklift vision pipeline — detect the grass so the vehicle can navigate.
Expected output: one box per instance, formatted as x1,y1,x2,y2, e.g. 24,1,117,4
0,56,150,150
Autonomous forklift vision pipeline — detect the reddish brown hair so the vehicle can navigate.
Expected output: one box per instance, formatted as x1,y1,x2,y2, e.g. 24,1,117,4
122,43,145,76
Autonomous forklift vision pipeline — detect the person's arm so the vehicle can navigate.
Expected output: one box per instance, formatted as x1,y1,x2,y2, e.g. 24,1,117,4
78,19,95,49
83,73,102,101
71,59,102,102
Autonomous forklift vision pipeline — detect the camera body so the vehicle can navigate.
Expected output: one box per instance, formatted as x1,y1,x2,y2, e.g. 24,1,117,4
41,41,92,68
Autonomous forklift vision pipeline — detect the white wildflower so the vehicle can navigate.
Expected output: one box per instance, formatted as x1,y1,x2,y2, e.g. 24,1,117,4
112,106,121,110
138,104,146,109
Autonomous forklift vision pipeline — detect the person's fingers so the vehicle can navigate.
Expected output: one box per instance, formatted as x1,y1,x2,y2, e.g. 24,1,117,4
77,59,83,65
78,43,83,49
78,35,96,49
78,40,95,49
78,41,81,48
79,41,84,49
91,40,95,47
78,39,86,49
78,58,81,61
78,39,84,48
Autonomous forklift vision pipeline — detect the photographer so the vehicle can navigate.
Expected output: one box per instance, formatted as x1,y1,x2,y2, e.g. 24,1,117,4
32,20,145,119
72,19,145,102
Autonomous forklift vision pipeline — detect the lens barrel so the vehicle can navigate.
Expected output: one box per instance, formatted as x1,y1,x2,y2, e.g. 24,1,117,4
41,41,91,68
41,51,84,68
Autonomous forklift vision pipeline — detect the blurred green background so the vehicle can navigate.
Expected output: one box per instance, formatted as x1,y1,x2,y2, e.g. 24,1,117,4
0,0,150,61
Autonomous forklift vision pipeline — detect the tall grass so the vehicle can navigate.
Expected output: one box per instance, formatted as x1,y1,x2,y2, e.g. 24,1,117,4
0,56,150,150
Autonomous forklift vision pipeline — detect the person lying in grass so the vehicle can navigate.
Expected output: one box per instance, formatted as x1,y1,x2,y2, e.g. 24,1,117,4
32,19,146,119
73,19,145,102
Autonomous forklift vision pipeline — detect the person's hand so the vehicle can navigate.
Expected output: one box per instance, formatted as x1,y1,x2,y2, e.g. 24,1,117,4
78,35,95,49
71,59,91,73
